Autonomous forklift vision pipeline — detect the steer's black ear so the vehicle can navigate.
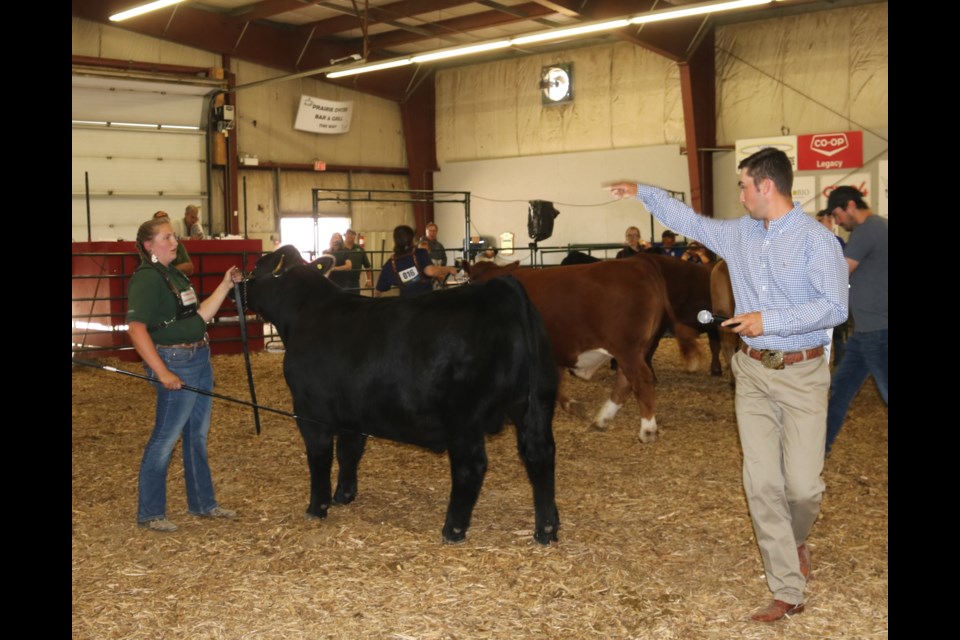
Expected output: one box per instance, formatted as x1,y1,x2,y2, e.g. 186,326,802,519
309,254,336,277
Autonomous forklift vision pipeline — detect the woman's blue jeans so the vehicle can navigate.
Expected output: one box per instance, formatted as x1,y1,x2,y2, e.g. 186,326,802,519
825,329,888,454
137,345,219,524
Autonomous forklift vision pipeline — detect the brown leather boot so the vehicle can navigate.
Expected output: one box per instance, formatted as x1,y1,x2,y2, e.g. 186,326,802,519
751,599,805,622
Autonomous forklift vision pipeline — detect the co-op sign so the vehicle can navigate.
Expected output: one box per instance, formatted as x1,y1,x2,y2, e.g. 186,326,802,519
737,131,863,172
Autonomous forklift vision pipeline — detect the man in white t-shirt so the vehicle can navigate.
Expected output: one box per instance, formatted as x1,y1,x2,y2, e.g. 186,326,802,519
172,205,206,240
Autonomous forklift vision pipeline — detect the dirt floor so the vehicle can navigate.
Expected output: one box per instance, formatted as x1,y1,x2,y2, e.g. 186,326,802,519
72,337,888,639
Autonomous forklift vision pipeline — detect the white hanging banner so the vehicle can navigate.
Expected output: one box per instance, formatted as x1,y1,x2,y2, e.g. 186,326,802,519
294,95,353,134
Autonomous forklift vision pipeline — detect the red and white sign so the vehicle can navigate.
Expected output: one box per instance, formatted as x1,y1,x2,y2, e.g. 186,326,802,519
313,160,326,171
797,131,863,171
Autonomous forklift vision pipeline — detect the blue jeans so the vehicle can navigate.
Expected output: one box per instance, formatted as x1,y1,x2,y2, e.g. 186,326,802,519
825,329,888,454
137,345,219,524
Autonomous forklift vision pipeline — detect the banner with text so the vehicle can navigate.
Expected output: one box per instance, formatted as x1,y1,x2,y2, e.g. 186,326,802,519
294,95,353,134
797,131,863,171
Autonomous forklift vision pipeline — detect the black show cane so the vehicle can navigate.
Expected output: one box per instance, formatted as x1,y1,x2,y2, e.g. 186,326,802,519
233,281,262,435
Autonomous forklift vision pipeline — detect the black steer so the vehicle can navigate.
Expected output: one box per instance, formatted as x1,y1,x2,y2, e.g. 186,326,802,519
240,246,560,544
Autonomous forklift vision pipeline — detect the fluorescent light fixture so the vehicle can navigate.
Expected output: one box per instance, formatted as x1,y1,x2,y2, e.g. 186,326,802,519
326,58,413,79
110,0,187,22
411,41,512,64
630,0,772,25
325,0,777,78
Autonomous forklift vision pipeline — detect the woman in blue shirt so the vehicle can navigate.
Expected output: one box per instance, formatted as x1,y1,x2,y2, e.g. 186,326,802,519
374,225,458,297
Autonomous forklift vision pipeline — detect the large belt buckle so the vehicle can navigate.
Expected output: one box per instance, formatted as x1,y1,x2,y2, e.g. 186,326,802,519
760,349,785,370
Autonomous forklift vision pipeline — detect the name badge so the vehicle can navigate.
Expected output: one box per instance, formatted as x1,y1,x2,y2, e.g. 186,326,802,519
398,266,419,284
180,288,198,306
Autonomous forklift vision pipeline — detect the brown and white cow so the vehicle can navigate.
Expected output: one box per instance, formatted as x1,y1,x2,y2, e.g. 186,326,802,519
709,259,739,384
464,258,676,443
561,250,723,377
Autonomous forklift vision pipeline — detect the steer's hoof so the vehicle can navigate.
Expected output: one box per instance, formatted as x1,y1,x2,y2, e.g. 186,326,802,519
305,506,329,520
442,526,467,544
534,525,559,545
332,490,356,506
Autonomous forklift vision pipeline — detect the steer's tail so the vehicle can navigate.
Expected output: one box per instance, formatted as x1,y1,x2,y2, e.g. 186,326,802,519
501,275,557,435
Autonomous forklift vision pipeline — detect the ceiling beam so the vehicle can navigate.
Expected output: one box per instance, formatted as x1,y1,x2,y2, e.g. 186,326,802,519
229,0,314,21
357,2,562,51
303,0,476,36
527,0,583,18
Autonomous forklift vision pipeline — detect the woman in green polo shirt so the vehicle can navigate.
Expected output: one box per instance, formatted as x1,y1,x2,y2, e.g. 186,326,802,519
126,217,243,532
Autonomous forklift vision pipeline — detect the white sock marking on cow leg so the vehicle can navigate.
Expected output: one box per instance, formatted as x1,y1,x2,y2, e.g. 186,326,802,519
637,417,659,444
591,399,622,431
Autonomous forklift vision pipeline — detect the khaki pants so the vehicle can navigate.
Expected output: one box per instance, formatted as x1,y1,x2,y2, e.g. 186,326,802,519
731,350,830,605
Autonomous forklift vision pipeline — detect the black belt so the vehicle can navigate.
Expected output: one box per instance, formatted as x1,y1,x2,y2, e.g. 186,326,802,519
740,343,824,370
157,333,209,349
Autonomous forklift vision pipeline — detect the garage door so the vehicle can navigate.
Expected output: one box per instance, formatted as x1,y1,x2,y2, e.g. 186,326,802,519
72,74,221,242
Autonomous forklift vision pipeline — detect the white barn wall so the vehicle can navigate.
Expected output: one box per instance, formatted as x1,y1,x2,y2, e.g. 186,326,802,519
433,145,690,266
436,41,685,163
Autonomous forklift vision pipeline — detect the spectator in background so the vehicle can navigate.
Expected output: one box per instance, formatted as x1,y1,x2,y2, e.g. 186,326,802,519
654,230,684,258
423,222,447,266
324,232,354,287
816,209,846,249
331,228,371,292
616,226,653,258
173,205,206,240
375,225,458,298
475,246,499,263
824,187,888,456
681,240,715,265
153,211,195,276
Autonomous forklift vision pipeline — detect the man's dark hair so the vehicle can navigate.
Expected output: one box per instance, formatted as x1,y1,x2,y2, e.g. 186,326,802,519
738,147,793,196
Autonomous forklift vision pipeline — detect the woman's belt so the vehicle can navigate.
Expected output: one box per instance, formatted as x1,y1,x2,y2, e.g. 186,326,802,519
156,333,209,349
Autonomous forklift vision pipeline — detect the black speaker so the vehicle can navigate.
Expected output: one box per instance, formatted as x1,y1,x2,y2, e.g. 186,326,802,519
528,200,560,242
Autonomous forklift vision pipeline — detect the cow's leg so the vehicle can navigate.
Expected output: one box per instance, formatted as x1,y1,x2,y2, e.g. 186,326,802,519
556,367,590,419
333,431,368,506
514,415,559,545
590,369,629,432
298,423,334,519
707,326,723,377
442,438,488,544
611,357,659,443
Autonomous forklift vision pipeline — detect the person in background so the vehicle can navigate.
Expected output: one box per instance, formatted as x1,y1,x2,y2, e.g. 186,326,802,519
824,187,888,455
475,246,499,263
173,204,206,241
423,222,447,266
816,209,847,249
654,230,684,257
152,211,195,276
374,225,458,298
324,232,354,287
680,240,715,265
605,146,848,623
331,228,372,292
126,216,242,532
616,226,653,258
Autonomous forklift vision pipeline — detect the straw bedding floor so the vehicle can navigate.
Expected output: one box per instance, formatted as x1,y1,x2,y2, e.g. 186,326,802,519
72,337,887,639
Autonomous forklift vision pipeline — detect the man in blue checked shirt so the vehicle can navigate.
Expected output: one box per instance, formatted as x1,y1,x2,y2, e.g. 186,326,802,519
605,147,848,623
